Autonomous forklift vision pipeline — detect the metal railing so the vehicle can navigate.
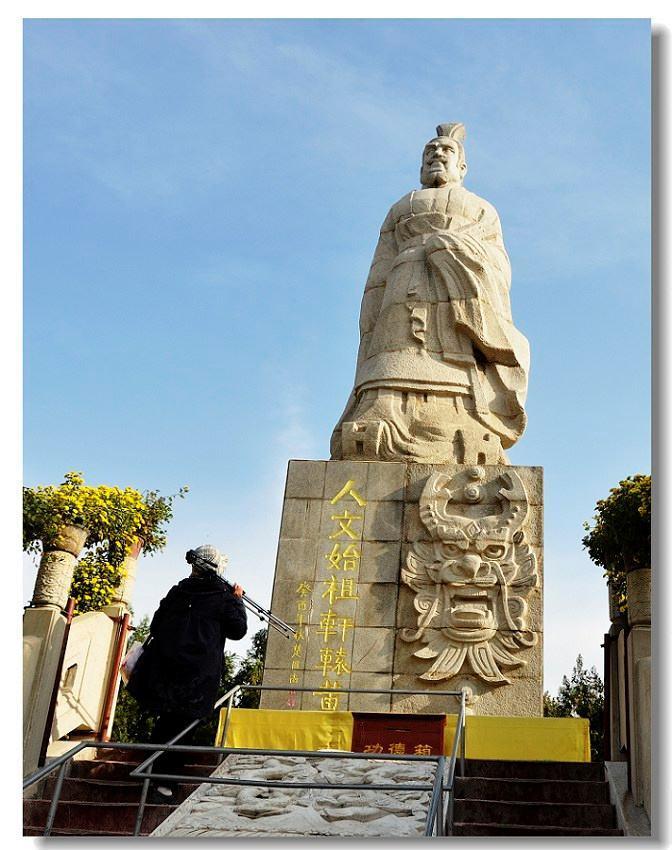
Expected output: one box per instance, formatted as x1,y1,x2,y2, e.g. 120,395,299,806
23,684,468,837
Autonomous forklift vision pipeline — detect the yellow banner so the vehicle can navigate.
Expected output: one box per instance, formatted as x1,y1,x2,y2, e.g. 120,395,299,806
215,709,590,762
444,715,590,762
216,708,354,752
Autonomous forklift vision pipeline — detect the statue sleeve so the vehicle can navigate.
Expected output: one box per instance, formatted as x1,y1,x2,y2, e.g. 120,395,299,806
427,202,520,366
357,209,396,371
426,200,529,446
329,209,396,458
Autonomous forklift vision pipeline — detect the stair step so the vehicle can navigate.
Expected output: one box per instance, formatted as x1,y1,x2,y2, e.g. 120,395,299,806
455,776,610,804
453,798,616,829
23,826,149,837
42,776,199,803
452,821,623,836
463,758,604,782
24,799,174,834
68,758,218,781
95,747,221,766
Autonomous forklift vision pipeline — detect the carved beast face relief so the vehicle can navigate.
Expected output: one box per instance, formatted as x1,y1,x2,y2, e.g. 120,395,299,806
401,467,538,686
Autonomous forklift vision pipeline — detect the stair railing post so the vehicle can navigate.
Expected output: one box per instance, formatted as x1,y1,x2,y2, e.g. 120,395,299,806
43,761,68,836
436,755,445,836
445,785,455,836
134,770,152,837
221,686,238,749
460,688,466,777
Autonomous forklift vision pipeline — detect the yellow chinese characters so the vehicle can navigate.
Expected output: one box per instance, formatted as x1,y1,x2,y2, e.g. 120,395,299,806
312,479,366,712
287,582,311,690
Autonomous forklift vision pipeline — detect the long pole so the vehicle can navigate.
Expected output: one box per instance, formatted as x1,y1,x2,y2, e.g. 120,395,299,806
211,570,295,638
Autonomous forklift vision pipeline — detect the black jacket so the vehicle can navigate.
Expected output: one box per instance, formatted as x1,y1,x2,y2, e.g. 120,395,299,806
128,573,247,719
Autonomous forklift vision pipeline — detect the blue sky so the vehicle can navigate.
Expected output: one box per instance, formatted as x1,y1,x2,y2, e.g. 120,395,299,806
23,18,650,692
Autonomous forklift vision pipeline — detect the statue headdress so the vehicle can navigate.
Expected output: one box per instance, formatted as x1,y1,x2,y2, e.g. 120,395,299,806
435,123,466,144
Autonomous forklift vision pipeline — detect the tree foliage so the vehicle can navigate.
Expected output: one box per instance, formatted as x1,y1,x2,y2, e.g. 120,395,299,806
582,474,650,612
543,654,604,761
111,617,156,744
232,629,267,708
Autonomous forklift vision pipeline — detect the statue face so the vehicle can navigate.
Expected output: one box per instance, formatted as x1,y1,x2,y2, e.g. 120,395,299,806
420,137,465,187
428,538,507,638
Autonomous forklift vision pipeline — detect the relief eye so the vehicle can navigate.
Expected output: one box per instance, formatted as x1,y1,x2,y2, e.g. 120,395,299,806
484,545,505,559
443,543,462,556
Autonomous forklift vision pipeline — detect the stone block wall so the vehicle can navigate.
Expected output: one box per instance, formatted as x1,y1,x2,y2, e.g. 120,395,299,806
260,460,543,716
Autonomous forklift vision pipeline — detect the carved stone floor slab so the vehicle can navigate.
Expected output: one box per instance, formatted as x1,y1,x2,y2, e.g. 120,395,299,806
151,754,434,838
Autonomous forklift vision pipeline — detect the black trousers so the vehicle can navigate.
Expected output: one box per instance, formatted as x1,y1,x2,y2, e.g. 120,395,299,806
149,712,196,784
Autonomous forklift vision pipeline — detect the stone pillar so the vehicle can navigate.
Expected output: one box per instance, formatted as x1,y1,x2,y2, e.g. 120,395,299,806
626,564,651,816
606,581,627,761
23,525,88,776
105,538,143,612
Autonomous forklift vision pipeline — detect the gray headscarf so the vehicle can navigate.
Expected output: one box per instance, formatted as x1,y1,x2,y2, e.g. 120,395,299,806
186,545,228,578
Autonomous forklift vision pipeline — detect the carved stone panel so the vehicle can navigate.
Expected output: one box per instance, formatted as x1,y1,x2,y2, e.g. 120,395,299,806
400,466,538,691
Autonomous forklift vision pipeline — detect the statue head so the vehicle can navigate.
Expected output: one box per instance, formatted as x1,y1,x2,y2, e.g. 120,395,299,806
420,122,468,188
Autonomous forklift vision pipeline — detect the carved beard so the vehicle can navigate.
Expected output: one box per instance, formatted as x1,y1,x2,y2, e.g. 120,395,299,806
420,161,463,188
413,630,535,684
421,167,448,188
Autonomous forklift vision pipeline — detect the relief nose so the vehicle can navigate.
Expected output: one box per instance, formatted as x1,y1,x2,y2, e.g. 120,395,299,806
457,554,482,579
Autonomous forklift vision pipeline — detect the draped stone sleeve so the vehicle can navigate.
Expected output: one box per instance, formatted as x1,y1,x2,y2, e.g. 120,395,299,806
357,209,397,371
330,209,397,459
425,198,530,447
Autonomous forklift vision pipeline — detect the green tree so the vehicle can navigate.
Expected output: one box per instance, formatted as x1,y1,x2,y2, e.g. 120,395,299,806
111,616,155,744
582,474,651,612
232,629,267,708
543,654,604,761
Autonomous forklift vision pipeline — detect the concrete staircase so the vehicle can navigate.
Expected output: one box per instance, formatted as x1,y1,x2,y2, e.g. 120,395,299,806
452,759,622,836
25,752,623,837
24,747,220,836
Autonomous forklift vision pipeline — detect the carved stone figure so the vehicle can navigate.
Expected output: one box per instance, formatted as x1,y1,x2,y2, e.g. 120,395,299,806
331,123,530,464
401,466,538,688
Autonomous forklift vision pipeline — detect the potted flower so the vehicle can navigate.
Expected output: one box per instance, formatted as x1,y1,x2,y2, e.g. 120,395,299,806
24,472,188,612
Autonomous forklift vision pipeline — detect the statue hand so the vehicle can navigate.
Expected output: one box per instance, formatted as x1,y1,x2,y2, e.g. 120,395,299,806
425,233,463,256
425,234,450,254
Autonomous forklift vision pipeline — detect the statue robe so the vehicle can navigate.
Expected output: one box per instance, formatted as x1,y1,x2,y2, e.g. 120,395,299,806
333,185,530,454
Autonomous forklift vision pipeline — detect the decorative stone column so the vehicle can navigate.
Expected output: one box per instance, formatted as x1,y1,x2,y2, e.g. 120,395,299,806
606,580,627,761
106,538,143,610
23,525,88,776
31,525,89,609
625,563,651,816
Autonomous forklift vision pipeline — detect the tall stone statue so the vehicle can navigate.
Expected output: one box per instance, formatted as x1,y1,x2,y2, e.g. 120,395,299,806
331,123,530,465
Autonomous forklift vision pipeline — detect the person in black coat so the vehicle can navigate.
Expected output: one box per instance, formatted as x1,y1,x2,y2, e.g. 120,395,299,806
128,545,247,803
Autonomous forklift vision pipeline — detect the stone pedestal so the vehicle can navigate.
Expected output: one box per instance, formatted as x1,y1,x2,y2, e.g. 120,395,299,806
23,525,87,776
626,566,651,817
261,460,543,716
